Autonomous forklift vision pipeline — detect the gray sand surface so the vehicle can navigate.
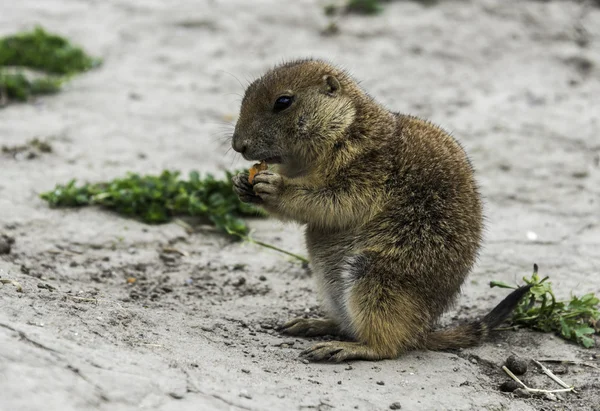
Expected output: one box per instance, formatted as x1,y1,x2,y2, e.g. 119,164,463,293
1,1,599,410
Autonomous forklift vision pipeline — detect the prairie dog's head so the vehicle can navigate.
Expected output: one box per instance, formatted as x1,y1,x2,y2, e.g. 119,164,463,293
232,59,357,175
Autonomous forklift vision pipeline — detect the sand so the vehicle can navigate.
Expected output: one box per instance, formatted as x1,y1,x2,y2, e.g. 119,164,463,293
1,1,599,410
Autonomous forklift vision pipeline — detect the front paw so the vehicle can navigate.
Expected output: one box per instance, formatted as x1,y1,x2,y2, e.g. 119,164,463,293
252,171,283,205
232,173,262,204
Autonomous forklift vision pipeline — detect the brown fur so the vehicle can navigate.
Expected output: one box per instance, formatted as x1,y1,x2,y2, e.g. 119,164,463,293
231,59,529,362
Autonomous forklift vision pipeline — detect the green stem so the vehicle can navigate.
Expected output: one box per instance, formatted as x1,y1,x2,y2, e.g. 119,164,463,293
248,237,309,264
228,229,309,264
560,311,589,320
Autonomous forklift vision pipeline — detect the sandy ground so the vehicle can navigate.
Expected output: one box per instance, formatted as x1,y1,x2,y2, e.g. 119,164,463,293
1,0,600,410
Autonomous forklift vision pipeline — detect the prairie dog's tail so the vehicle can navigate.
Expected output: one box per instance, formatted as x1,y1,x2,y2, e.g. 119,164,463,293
425,285,532,351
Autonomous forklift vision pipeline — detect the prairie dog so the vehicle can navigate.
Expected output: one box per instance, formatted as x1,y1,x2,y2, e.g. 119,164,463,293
231,59,530,362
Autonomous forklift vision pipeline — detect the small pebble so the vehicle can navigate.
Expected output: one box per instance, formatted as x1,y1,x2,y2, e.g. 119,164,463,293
571,170,589,179
499,380,520,392
232,276,246,287
259,275,267,281
241,369,250,374
376,381,385,386
337,381,342,385
469,357,478,364
389,402,402,410
168,392,184,400
505,355,528,375
159,253,177,264
301,359,309,364
552,365,568,375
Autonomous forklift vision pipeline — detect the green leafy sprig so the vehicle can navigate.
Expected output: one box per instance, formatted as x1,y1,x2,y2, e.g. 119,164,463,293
0,26,100,104
40,170,261,237
491,264,599,348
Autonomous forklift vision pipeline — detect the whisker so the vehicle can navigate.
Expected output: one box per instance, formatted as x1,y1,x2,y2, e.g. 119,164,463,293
230,152,244,169
243,75,252,88
205,120,236,127
218,70,246,94
208,130,234,143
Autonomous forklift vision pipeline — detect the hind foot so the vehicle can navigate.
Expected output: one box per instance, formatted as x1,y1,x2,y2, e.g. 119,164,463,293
300,341,394,362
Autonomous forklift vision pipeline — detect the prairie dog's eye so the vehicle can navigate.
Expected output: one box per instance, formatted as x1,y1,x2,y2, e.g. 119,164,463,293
273,95,294,113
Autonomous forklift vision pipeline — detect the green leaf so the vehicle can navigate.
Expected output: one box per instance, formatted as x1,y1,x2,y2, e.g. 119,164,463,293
574,327,595,337
560,318,572,339
580,335,595,348
489,280,516,289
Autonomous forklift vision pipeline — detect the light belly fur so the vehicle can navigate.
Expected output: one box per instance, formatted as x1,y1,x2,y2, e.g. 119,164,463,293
306,229,359,337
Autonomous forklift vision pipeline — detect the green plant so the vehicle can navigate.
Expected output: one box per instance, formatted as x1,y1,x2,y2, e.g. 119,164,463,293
347,0,385,14
491,264,599,348
40,170,259,237
0,26,100,105
338,0,439,16
0,26,100,75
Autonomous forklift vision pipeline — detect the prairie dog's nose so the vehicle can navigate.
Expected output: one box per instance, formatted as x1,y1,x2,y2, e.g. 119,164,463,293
232,133,247,154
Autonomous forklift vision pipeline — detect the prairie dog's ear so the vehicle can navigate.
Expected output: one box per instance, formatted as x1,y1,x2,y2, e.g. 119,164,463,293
322,75,341,96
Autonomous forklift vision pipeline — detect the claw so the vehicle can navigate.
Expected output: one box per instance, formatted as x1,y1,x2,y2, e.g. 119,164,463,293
300,343,343,361
232,172,261,204
277,318,302,332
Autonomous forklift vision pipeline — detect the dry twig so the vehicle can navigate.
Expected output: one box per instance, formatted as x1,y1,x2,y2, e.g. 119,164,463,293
502,366,574,394
537,358,600,370
533,360,577,393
